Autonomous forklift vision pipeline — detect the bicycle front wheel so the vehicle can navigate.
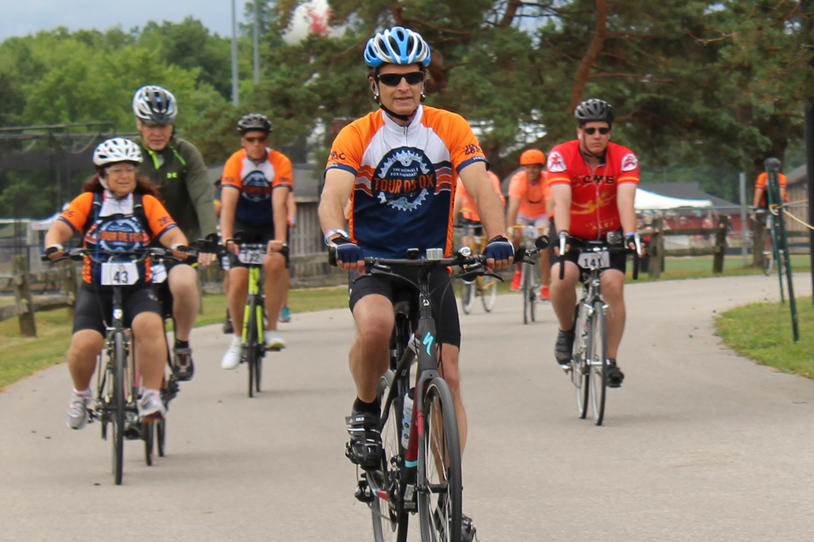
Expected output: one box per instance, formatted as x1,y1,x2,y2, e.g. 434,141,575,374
418,377,462,542
371,370,409,542
480,277,498,312
460,280,475,315
571,305,589,419
112,330,126,485
246,296,259,397
522,266,532,324
588,301,607,426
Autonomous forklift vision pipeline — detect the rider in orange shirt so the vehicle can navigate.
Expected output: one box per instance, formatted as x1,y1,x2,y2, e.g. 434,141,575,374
507,149,553,298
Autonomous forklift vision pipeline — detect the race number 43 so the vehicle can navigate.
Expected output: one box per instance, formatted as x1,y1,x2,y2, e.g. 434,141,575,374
101,262,139,285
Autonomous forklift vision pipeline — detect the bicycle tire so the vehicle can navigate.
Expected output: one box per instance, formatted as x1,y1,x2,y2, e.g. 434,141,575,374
529,278,537,323
112,330,126,485
247,296,258,398
156,418,166,457
371,370,409,542
417,377,462,542
571,304,589,419
480,277,498,312
460,281,475,315
143,421,154,466
522,265,531,325
588,300,607,425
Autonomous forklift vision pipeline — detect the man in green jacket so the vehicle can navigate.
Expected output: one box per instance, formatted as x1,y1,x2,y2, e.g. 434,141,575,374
132,84,218,382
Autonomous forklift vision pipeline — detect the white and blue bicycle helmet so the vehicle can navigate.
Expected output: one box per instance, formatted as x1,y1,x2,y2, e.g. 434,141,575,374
132,85,178,124
363,26,431,68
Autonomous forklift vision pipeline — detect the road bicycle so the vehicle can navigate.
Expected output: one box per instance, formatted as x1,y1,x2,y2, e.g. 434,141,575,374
343,247,502,542
45,246,182,484
514,224,547,324
231,241,286,398
557,233,639,426
454,224,498,314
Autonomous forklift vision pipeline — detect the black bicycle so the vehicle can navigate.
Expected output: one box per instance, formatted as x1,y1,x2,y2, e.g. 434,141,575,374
45,246,182,483
342,246,520,542
558,234,639,425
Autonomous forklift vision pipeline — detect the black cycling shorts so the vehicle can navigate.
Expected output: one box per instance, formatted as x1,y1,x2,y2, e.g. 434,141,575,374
73,283,162,335
228,221,289,268
547,227,627,274
348,266,461,348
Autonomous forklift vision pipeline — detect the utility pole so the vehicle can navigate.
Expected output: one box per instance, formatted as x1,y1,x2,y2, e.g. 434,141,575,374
231,0,239,106
253,1,260,84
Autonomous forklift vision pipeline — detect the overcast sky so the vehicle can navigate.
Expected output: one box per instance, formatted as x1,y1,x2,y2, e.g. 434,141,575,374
0,1,248,41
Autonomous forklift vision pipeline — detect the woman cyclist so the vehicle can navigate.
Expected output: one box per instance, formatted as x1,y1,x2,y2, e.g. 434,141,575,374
44,137,189,429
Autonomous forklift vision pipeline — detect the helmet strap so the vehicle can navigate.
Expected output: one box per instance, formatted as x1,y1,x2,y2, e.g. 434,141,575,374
379,103,415,123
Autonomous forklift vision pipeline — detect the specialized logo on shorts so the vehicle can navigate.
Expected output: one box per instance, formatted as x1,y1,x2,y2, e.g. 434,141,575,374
240,170,272,203
547,151,566,172
373,148,436,213
89,216,149,253
621,153,638,172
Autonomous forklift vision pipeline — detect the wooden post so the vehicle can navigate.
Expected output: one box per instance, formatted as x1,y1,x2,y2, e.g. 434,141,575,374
12,255,36,337
712,215,729,273
648,217,663,279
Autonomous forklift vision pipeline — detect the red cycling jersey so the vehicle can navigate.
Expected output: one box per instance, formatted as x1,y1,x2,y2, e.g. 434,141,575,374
546,140,639,239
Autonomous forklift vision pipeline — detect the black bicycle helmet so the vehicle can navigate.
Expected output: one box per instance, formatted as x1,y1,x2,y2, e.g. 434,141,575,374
237,113,272,134
764,157,781,172
574,98,614,124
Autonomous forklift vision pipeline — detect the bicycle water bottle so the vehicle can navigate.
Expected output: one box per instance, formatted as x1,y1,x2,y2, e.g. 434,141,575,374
401,388,414,449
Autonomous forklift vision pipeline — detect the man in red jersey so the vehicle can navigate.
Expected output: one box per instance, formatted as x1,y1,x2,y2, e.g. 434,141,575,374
547,98,641,388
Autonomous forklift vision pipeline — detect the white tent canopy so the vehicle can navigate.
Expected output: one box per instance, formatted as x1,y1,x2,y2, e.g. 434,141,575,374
634,188,712,211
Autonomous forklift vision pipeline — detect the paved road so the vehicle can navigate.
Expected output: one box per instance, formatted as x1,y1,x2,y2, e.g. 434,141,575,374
2,274,813,541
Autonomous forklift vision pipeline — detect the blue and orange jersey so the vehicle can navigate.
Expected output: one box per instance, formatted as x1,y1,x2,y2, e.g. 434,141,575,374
508,169,550,218
456,171,504,223
58,191,177,284
325,105,487,258
221,148,293,228
546,140,639,239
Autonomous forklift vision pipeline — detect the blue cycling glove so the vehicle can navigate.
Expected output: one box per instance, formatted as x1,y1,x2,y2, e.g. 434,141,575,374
329,236,363,265
483,235,514,261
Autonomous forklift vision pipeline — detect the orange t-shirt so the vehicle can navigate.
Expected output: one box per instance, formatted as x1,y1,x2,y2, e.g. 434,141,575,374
508,170,550,217
754,172,789,207
456,171,505,222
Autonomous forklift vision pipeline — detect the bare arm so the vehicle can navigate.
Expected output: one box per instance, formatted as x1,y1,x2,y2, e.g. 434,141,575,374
318,169,362,272
220,186,240,255
271,186,290,250
550,183,572,234
616,183,637,234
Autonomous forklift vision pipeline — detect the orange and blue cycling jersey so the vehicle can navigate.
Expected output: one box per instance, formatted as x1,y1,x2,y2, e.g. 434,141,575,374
222,148,293,228
508,169,550,218
456,171,504,222
546,140,639,239
58,191,177,284
754,172,789,207
326,105,488,258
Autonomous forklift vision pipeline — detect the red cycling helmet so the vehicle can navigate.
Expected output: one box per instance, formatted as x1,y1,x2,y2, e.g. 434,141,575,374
519,149,545,166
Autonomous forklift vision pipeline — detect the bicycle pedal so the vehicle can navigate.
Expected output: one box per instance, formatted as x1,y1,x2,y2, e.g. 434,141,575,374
354,481,374,503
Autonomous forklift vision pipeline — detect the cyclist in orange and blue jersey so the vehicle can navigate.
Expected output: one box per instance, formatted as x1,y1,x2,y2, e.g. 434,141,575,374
547,98,641,387
318,26,512,539
43,138,189,430
219,113,293,370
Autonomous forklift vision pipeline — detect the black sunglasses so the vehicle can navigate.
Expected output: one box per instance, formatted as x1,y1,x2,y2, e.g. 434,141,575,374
377,71,425,87
583,127,611,135
244,136,268,143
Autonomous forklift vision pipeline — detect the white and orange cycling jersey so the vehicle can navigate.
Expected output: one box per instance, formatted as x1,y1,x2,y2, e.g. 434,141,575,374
325,105,487,258
222,148,293,228
546,139,639,239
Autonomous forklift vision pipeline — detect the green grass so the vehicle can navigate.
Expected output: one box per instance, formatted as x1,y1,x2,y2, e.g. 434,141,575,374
716,299,814,378
1,254,811,390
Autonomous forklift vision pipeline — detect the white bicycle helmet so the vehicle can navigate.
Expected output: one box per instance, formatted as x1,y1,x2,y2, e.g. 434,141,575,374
132,85,178,123
364,26,431,68
93,137,143,167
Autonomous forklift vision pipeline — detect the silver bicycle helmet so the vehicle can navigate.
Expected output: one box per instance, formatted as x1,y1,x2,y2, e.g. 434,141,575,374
92,137,143,167
364,26,431,68
132,85,178,123
574,98,614,124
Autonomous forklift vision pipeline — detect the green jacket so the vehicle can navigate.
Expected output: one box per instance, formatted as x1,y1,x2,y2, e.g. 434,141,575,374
135,135,216,241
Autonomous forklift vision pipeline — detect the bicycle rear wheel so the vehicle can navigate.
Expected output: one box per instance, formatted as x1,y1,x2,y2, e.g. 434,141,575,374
480,277,498,312
460,281,475,314
417,377,462,542
588,301,607,425
371,370,409,542
112,330,126,485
